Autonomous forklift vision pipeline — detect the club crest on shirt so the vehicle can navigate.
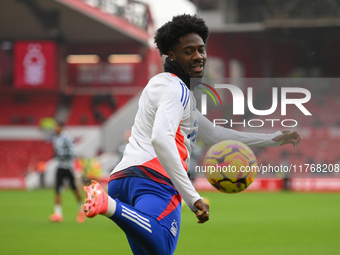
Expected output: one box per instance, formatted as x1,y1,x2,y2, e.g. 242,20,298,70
170,220,178,236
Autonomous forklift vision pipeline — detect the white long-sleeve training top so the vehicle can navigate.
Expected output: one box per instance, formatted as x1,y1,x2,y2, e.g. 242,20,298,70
112,72,282,211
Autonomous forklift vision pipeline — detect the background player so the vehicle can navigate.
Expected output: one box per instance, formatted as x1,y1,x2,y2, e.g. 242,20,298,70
49,121,85,223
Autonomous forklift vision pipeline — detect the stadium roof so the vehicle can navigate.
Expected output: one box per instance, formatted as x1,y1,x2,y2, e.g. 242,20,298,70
0,0,150,45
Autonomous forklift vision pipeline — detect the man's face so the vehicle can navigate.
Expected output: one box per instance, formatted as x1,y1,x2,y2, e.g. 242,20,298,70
169,33,207,78
55,124,62,135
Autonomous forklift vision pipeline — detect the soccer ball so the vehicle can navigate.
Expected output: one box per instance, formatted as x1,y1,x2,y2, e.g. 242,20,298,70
203,140,257,193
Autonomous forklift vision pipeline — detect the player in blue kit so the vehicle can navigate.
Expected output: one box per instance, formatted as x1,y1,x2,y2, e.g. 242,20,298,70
83,14,302,255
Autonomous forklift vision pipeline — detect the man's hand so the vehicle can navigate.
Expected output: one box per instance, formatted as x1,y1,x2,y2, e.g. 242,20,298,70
194,199,209,224
272,130,303,149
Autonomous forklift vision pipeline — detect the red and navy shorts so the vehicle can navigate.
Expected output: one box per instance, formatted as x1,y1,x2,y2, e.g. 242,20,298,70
108,166,182,255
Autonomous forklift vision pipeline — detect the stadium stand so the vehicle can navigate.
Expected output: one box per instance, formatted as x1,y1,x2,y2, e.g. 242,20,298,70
1,0,339,191
0,0,154,188
0,140,53,178
256,135,340,174
66,94,133,125
0,91,134,182
0,92,134,126
0,94,58,125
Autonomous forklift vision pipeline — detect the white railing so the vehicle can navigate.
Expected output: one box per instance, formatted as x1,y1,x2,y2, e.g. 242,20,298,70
82,0,148,29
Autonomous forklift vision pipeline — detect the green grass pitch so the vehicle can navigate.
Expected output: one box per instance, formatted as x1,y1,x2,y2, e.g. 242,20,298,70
1,189,340,255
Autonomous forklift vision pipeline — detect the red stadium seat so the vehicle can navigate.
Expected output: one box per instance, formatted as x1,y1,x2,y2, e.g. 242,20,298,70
0,140,53,178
